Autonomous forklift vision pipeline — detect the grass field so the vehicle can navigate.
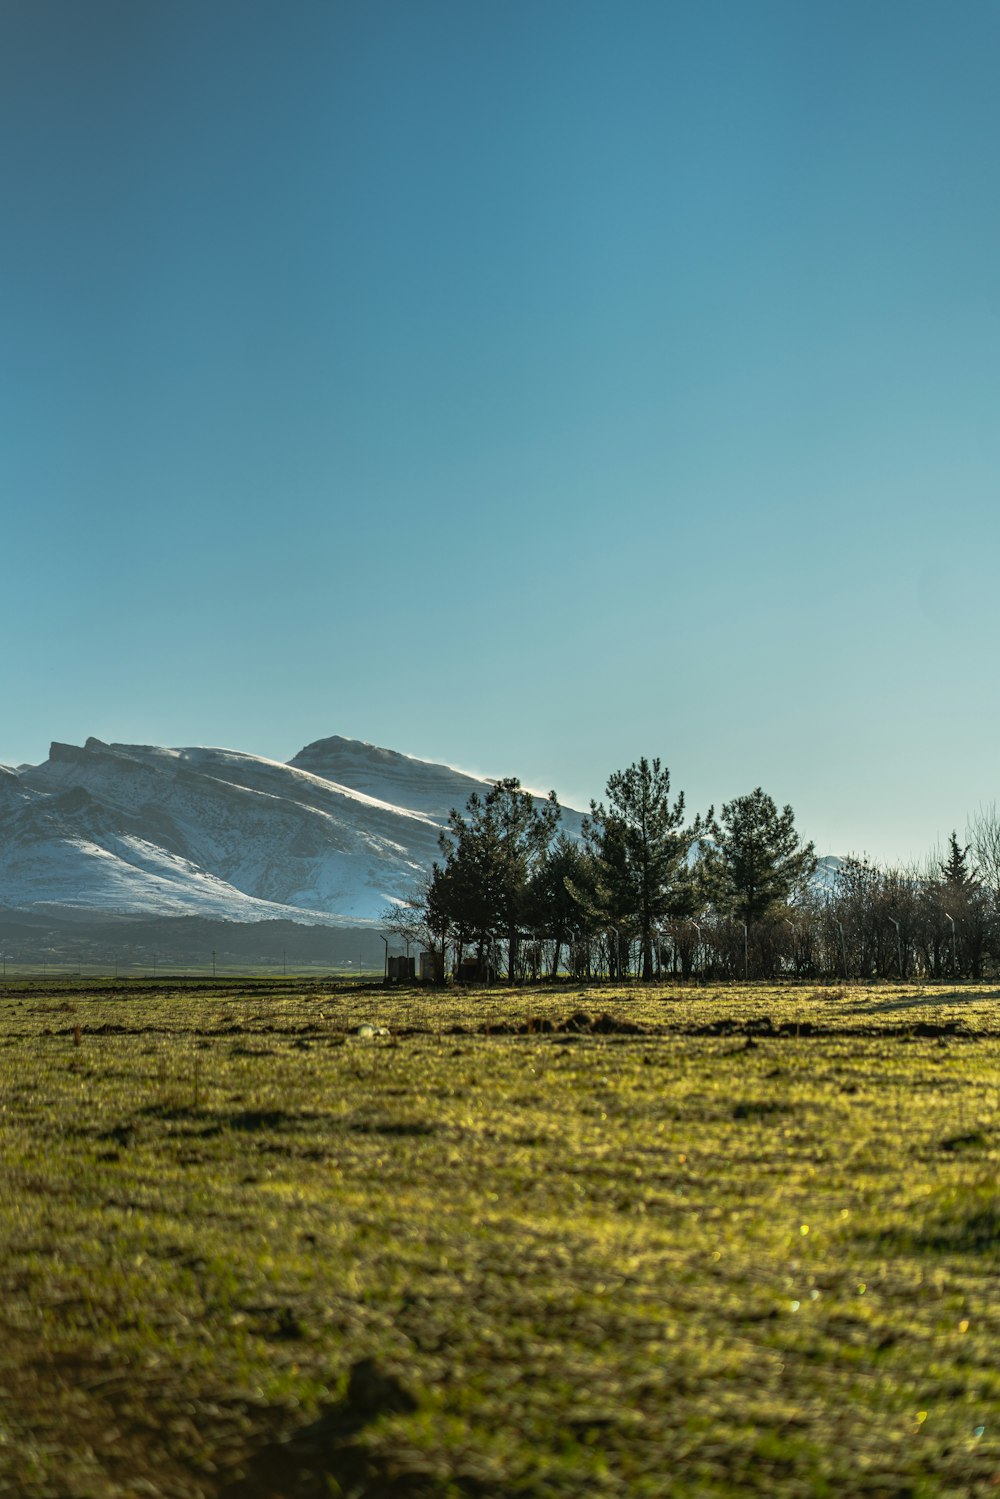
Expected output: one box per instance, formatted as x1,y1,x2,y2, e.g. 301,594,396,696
0,978,997,1497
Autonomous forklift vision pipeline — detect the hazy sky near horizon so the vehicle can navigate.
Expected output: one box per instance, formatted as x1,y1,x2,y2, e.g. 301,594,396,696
3,0,1000,865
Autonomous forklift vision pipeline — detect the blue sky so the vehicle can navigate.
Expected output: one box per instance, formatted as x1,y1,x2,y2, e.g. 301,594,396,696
3,0,999,864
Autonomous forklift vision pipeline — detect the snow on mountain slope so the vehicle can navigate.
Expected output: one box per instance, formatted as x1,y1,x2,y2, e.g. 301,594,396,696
291,734,586,838
0,831,349,924
290,736,492,821
0,735,584,924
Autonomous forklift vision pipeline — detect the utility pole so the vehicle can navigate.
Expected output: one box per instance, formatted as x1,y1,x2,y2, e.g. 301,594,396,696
945,912,957,979
888,916,903,980
689,918,703,980
784,918,795,976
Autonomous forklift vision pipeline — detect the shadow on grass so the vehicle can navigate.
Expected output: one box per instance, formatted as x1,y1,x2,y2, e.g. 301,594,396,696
851,991,999,1014
865,1186,1000,1258
217,1358,448,1499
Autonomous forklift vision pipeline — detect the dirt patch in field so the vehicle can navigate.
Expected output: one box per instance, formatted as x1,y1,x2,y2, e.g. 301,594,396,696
467,1012,980,1043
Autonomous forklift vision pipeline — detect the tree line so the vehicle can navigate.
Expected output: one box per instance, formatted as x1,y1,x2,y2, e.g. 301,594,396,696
384,760,1000,983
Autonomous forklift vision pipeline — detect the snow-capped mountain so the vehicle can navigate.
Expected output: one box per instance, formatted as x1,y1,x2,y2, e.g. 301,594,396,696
0,735,584,925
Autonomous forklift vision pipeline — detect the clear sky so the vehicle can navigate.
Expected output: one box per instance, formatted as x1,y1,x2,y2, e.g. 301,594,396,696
3,0,999,865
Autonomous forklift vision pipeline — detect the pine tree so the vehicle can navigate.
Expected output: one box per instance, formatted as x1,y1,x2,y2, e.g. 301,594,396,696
939,831,974,893
701,788,816,929
586,758,692,980
935,831,986,979
436,777,560,980
527,834,601,979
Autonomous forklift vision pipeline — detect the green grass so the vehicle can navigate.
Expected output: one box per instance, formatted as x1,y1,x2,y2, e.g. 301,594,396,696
0,978,998,1496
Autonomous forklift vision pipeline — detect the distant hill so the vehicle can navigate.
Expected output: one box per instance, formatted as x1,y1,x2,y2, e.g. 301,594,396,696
0,735,585,926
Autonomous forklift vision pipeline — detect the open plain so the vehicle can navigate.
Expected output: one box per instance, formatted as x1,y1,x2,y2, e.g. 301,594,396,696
0,978,997,1497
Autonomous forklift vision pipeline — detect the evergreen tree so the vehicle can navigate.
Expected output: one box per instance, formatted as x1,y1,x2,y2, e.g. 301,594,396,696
527,834,602,979
586,758,692,980
939,831,974,893
701,788,816,930
437,777,560,979
934,830,991,978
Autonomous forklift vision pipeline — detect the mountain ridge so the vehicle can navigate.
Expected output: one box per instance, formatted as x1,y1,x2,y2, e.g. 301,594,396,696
0,735,585,926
